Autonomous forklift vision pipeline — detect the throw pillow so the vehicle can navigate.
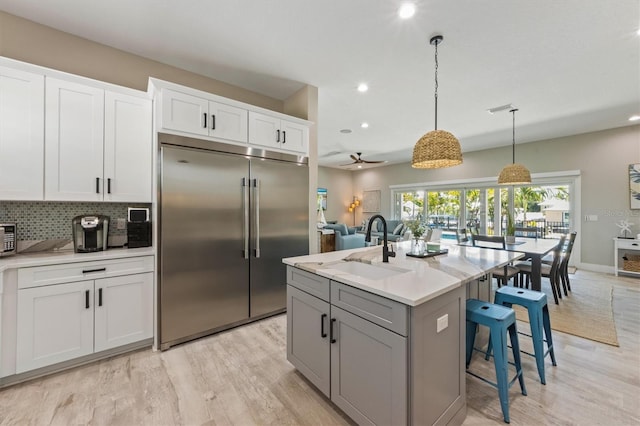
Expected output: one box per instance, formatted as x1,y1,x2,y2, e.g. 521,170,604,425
393,223,404,235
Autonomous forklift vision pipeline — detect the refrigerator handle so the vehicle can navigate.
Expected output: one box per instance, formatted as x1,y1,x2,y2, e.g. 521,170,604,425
253,178,261,258
242,178,249,259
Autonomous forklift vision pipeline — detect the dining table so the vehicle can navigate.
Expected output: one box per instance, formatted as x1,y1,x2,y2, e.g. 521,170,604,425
458,237,561,291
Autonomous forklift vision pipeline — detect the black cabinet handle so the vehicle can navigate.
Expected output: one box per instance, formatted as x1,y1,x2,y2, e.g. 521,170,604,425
321,313,327,338
98,288,103,307
211,114,216,130
282,130,286,143
82,268,106,274
96,177,100,194
330,318,337,343
107,178,111,194
276,129,280,142
203,112,207,128
85,290,90,309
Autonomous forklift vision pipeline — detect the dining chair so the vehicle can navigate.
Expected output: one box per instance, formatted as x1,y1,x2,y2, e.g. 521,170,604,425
456,228,470,244
558,232,577,294
470,234,520,287
515,227,538,239
517,235,566,304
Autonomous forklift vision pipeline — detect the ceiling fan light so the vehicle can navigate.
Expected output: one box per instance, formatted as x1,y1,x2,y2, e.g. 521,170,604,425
411,130,463,168
498,163,531,185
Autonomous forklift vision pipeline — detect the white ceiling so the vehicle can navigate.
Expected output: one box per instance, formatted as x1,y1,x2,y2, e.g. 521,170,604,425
2,0,638,168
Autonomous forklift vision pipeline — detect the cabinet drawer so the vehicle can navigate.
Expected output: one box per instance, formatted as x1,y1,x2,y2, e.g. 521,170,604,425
18,256,154,289
287,266,330,302
330,281,408,336
617,239,640,250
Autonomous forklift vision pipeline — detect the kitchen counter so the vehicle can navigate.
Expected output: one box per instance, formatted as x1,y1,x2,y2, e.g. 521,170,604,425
283,240,523,306
283,241,524,425
0,247,155,275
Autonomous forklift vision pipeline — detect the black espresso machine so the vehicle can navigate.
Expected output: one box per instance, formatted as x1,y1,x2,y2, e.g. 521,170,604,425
72,215,110,252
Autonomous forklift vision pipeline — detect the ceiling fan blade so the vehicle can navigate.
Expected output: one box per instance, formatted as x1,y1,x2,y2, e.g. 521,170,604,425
350,154,358,161
362,160,385,164
339,162,356,166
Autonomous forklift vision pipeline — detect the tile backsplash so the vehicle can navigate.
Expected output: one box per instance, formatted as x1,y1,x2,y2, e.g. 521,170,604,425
0,201,152,241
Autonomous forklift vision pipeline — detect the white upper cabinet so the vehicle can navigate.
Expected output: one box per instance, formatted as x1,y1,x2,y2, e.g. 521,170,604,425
45,77,105,201
249,111,309,154
161,88,248,143
0,66,45,200
208,100,248,143
44,77,152,202
104,92,152,202
152,79,310,155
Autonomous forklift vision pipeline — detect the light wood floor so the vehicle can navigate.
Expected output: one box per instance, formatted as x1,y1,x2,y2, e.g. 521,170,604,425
0,270,638,425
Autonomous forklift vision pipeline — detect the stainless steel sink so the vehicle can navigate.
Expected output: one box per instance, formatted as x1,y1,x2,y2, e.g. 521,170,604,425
326,261,411,280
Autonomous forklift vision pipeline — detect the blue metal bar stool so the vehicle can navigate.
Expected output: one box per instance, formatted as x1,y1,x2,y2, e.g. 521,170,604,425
488,286,557,385
466,299,527,424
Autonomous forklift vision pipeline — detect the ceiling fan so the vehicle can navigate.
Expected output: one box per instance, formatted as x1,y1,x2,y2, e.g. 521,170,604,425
341,152,385,167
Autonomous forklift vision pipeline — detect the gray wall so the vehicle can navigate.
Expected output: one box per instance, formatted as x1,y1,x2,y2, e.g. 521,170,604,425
317,167,355,226
320,125,640,269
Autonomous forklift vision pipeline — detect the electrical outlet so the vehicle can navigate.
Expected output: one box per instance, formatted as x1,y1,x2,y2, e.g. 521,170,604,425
436,314,448,333
116,218,126,230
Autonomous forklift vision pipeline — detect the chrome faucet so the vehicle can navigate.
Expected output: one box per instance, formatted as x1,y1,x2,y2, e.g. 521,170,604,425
365,215,396,263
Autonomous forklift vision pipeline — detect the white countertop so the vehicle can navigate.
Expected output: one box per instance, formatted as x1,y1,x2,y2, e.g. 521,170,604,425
0,247,155,274
283,241,523,306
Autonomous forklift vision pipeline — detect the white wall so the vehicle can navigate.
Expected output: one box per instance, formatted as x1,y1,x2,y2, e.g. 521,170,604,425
321,125,640,269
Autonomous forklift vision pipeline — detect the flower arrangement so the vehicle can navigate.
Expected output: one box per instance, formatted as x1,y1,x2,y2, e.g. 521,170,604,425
404,220,426,239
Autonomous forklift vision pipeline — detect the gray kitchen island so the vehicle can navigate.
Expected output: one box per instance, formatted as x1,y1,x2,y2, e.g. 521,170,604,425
282,241,522,426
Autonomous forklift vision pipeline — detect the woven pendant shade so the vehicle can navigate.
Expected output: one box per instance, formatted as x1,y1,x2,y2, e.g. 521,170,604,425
498,108,531,184
498,163,531,185
412,130,463,168
411,35,462,169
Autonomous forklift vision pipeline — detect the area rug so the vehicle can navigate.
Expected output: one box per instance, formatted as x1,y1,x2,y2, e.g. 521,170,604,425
511,274,619,346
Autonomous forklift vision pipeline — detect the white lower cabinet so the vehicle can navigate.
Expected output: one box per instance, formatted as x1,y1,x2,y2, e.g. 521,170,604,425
16,258,153,374
16,280,94,373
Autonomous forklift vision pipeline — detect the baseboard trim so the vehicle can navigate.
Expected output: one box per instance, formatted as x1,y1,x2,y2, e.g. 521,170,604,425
577,262,614,274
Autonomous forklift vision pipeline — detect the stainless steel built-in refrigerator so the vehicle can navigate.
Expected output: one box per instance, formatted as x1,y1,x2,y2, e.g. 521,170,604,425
158,133,309,350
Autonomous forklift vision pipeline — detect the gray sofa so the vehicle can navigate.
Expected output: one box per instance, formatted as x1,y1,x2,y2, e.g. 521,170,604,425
322,223,366,250
359,218,406,242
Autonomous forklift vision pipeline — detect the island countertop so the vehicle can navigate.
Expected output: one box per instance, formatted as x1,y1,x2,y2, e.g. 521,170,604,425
282,241,523,306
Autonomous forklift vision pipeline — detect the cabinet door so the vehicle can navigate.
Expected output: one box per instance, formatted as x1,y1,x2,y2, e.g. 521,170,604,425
16,280,94,373
280,119,309,154
208,100,248,143
248,111,281,149
0,66,44,200
161,89,208,136
104,91,152,202
45,77,104,201
286,285,331,397
94,273,153,352
330,306,407,426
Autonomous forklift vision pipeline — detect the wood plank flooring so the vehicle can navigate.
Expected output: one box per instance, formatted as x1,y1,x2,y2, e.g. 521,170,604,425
0,270,638,425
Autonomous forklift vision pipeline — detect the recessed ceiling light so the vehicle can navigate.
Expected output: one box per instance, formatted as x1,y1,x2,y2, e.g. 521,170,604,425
340,129,352,134
361,122,369,128
629,115,640,121
357,83,368,93
357,165,362,169
398,3,416,19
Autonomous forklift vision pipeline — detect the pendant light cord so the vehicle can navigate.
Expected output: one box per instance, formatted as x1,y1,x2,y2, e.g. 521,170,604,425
512,109,515,164
434,40,439,130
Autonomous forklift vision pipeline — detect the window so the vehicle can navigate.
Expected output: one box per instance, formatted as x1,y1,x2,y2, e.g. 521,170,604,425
390,173,576,240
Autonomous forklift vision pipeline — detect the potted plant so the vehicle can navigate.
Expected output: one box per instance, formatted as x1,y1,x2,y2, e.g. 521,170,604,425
505,210,516,244
404,220,426,253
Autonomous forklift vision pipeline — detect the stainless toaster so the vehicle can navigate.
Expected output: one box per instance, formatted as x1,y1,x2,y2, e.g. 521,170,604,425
0,222,17,256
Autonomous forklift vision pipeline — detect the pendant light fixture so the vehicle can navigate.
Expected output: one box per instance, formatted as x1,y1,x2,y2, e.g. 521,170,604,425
412,34,462,169
498,108,531,184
